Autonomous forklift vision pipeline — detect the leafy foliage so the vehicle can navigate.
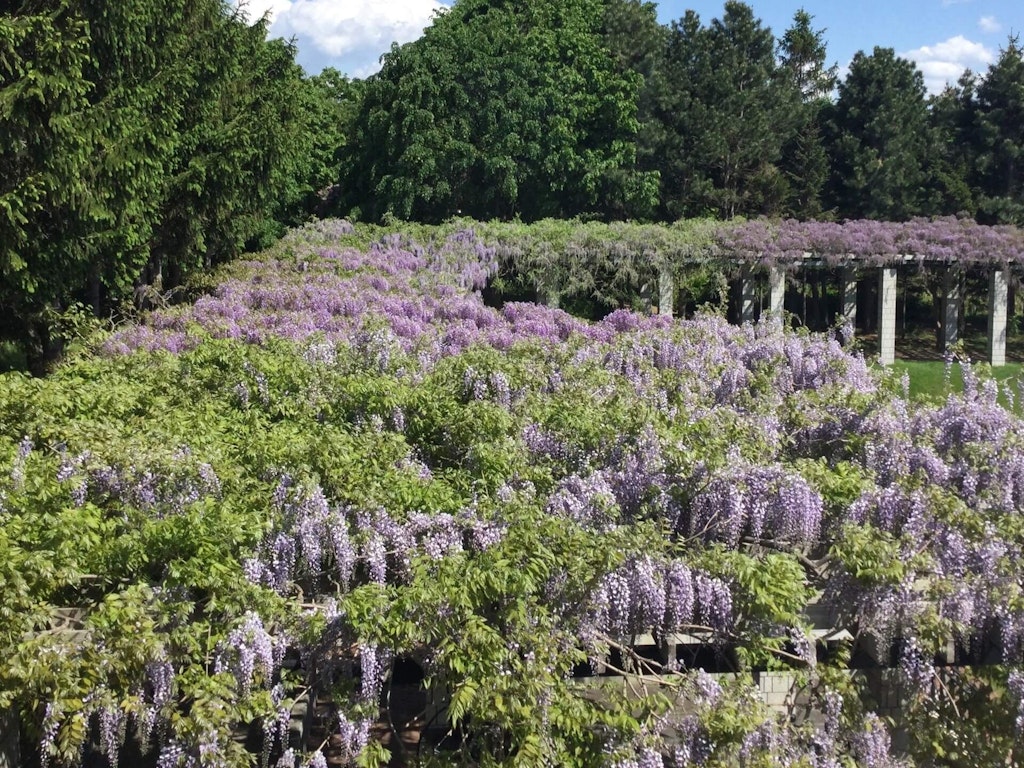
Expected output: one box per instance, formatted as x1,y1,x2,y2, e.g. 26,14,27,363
0,1,329,371
4,220,1024,766
337,0,643,223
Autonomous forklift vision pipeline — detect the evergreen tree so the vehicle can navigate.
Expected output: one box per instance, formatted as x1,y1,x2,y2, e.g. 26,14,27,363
0,0,308,370
925,72,978,217
152,19,306,283
0,2,95,368
657,2,797,219
653,10,713,219
824,47,931,220
777,9,836,218
778,8,837,101
598,0,667,219
974,36,1024,224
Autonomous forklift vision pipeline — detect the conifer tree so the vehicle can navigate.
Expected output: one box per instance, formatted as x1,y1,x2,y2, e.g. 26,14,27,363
777,9,837,218
825,47,931,220
974,36,1024,224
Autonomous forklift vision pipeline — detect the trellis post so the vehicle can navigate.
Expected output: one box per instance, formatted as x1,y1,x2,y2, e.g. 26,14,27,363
740,268,757,324
841,268,857,329
877,267,897,365
659,265,674,318
768,266,785,317
938,265,959,352
989,267,1008,366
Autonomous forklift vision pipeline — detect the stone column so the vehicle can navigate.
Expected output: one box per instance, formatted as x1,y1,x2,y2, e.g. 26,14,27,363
989,268,1008,367
938,265,959,352
841,268,857,328
740,269,758,324
877,267,897,366
768,266,785,316
659,266,674,318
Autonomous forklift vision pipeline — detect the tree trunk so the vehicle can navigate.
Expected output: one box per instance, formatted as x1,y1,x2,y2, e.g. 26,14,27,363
88,270,102,317
26,317,65,377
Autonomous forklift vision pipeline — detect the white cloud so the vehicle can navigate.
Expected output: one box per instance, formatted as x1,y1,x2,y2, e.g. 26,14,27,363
979,15,1002,33
901,35,994,93
232,0,448,76
233,0,292,24
285,0,444,56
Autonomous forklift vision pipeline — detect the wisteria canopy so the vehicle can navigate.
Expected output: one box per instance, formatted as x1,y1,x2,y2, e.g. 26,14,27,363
3,219,1024,767
465,216,1024,271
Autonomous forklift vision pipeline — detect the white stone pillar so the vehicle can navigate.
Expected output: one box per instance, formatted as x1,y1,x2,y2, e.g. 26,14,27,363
741,269,757,324
989,268,1008,367
841,268,857,328
877,267,897,366
768,266,785,316
939,266,959,351
659,266,674,318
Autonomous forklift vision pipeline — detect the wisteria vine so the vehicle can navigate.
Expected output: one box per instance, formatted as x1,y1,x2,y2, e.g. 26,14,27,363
4,218,1024,767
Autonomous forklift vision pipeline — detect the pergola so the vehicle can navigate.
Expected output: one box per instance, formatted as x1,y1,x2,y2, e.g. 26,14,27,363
501,216,1023,365
655,261,1011,366
655,218,1024,366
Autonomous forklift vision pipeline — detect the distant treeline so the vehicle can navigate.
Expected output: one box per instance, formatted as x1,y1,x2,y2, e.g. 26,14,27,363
335,0,1024,227
3,0,1024,370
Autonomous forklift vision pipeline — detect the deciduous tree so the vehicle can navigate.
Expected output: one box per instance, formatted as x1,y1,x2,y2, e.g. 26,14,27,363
339,0,642,222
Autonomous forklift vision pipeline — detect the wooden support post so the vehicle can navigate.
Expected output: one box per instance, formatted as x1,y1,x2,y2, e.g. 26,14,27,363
877,267,897,366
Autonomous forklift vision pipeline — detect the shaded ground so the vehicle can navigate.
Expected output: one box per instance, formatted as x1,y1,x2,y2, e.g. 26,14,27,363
857,328,1024,363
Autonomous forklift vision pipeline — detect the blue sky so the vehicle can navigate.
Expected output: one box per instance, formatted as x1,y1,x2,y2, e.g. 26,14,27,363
235,0,1021,93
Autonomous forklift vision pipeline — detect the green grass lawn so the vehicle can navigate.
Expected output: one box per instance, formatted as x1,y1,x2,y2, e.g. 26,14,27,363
889,359,1023,411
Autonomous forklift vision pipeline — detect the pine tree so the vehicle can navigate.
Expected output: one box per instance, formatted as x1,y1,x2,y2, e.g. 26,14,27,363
656,2,797,219
925,71,978,216
824,47,931,220
974,36,1024,224
777,9,837,218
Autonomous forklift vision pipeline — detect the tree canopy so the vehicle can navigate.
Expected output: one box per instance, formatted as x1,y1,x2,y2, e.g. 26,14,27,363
0,0,344,370
6,0,1024,367
824,47,932,221
974,37,1024,224
337,0,646,223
